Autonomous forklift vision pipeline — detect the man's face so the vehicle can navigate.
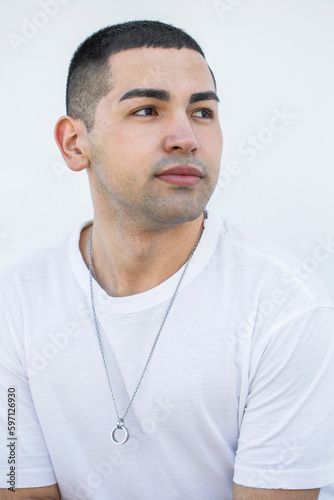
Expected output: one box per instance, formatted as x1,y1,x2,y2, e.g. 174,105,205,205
86,47,223,228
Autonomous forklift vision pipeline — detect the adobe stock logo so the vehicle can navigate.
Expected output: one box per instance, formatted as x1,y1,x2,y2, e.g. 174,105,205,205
8,0,71,53
213,0,244,21
212,106,296,196
237,107,296,162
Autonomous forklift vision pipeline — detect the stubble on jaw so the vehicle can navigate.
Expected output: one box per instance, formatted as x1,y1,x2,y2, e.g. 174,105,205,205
90,172,215,231
87,132,219,227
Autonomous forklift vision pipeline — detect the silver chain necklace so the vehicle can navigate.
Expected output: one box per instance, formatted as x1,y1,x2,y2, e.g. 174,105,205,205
88,211,207,445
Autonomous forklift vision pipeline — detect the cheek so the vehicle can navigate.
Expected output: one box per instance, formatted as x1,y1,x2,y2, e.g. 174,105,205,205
212,125,223,150
112,126,157,159
201,128,223,162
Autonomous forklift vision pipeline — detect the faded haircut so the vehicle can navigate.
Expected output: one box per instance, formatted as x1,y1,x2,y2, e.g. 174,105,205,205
66,20,216,132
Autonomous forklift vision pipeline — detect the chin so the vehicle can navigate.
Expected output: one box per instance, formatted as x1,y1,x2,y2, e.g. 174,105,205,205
148,203,207,228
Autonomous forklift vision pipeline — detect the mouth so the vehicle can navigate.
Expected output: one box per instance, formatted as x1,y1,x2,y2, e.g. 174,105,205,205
155,166,204,187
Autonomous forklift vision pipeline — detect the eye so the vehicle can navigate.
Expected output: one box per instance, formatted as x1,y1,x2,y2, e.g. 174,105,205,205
192,108,215,119
132,106,158,116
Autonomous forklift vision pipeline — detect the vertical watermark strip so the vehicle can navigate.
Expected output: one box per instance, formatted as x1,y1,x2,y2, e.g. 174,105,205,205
6,387,17,492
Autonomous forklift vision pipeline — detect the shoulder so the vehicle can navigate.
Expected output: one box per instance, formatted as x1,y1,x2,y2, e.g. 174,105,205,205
0,233,68,286
222,217,304,270
0,221,88,303
210,213,333,311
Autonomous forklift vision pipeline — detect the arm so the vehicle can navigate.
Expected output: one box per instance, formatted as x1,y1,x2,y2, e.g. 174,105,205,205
233,308,334,491
233,484,320,500
0,484,61,499
0,303,58,490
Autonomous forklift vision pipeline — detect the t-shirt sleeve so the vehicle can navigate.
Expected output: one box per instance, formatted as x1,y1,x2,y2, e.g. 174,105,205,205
0,300,57,488
233,306,334,489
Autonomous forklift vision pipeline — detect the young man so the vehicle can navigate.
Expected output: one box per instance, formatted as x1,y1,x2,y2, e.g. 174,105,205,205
0,20,333,500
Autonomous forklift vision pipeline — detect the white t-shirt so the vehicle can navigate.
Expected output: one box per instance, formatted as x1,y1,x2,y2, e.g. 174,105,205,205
0,213,334,500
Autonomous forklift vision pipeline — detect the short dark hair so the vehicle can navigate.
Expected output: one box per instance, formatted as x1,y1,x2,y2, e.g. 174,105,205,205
66,20,216,132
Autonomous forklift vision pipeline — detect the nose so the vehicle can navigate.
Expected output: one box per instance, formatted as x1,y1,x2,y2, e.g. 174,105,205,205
163,113,199,154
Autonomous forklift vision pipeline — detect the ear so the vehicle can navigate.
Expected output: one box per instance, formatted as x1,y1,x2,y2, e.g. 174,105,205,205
54,115,90,172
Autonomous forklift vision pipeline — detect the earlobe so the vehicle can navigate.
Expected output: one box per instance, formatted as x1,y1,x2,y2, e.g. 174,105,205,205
54,115,90,172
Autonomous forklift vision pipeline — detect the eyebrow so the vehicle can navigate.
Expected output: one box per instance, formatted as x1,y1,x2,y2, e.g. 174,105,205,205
119,88,220,104
189,91,220,104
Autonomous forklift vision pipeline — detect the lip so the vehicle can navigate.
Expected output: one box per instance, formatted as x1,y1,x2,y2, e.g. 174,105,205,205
156,165,203,186
157,166,203,177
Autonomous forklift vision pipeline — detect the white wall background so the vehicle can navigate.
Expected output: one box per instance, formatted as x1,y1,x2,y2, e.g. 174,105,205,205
0,0,333,301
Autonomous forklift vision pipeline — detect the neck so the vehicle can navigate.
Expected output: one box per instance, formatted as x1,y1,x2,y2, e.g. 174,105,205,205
80,212,206,297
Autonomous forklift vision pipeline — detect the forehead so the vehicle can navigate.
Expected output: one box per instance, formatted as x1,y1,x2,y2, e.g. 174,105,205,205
108,47,215,95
